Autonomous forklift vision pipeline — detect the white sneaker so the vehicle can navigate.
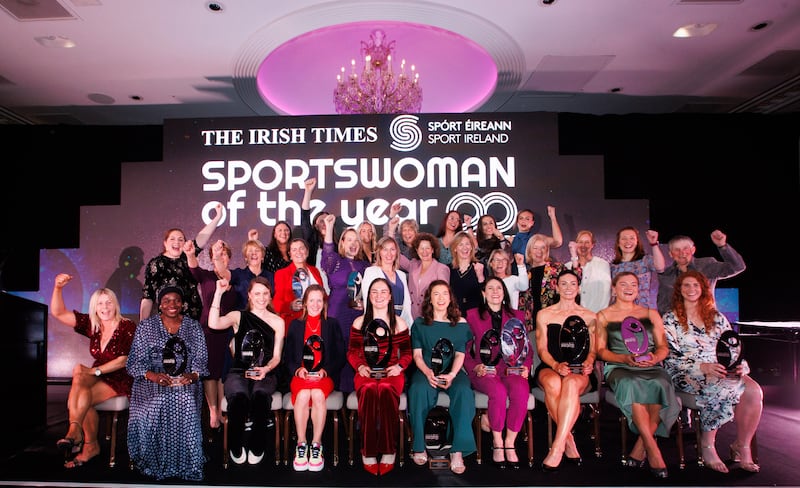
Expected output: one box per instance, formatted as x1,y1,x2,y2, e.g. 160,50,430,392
247,449,264,465
293,442,309,471
308,442,324,472
229,448,246,465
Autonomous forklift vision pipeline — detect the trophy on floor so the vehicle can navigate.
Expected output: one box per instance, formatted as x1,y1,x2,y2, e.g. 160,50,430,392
424,405,453,470
501,317,530,376
560,315,590,374
479,328,502,376
347,270,364,310
430,338,455,386
621,316,652,362
716,330,743,380
303,334,324,379
241,328,265,378
163,336,188,386
363,318,392,379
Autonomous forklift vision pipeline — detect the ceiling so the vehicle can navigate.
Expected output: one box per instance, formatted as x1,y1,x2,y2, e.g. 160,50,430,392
2,0,800,126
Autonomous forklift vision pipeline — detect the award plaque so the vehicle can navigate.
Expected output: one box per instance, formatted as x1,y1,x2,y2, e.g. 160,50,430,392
241,328,265,378
621,316,652,362
292,268,308,299
501,318,530,376
303,334,324,379
347,270,364,310
163,336,188,386
478,328,502,376
716,330,743,379
559,315,590,374
430,338,454,386
423,405,452,470
363,318,392,379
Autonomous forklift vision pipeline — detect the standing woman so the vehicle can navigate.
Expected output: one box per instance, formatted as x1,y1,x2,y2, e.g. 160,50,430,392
596,272,679,479
391,228,450,319
272,238,324,325
435,210,464,266
208,277,285,465
534,269,597,470
357,221,378,264
262,221,293,273
463,277,530,468
609,226,664,309
284,285,345,472
320,213,370,393
50,274,136,468
662,270,762,473
126,286,208,481
186,238,238,433
361,236,414,327
518,233,570,332
408,280,476,475
347,278,413,476
230,238,275,310
487,248,528,309
474,214,512,266
449,230,486,316
300,177,330,266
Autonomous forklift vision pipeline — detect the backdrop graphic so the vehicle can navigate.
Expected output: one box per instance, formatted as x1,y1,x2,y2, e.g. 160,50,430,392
14,112,649,378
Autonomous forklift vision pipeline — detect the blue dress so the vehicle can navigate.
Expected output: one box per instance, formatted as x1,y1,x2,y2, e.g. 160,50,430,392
126,314,209,481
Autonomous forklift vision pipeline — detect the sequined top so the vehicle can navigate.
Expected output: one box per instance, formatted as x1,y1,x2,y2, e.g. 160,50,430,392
74,311,136,397
142,251,203,321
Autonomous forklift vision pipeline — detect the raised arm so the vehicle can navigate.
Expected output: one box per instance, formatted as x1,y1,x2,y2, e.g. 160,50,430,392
50,273,77,327
646,229,665,272
194,202,224,249
546,206,563,249
208,278,240,331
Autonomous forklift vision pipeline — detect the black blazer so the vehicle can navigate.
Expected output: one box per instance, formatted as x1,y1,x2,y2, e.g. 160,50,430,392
283,316,346,390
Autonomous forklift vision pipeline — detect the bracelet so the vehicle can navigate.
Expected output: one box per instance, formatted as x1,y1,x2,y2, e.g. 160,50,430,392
650,242,659,247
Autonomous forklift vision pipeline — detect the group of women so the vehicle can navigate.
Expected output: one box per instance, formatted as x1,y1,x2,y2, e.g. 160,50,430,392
49,193,763,481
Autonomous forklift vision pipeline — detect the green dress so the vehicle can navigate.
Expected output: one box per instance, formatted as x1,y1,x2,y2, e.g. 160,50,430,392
603,318,680,437
408,318,476,455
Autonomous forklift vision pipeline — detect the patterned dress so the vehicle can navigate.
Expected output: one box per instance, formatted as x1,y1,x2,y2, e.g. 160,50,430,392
662,311,747,431
518,259,569,331
74,311,136,396
610,255,657,309
126,314,208,481
142,250,203,321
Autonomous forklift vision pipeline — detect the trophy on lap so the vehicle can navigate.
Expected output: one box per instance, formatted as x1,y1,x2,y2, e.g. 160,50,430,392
430,338,454,386
363,318,392,379
424,405,453,470
303,334,324,379
163,336,188,386
241,328,266,378
559,315,590,374
479,328,502,376
716,330,743,380
501,318,530,376
621,316,652,362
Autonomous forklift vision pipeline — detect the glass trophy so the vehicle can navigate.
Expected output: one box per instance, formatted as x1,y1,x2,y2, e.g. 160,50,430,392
501,318,530,376
241,328,265,378
716,330,743,380
347,270,364,310
424,405,452,470
292,268,308,299
478,328,502,376
430,338,454,386
163,336,188,386
303,334,324,379
621,316,652,362
559,315,590,374
363,318,392,379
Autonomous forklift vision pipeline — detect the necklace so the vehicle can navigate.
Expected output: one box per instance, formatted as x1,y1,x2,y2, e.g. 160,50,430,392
458,263,472,278
306,315,322,336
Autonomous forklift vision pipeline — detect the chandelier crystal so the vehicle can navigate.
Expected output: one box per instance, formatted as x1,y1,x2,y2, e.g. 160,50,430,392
333,29,422,114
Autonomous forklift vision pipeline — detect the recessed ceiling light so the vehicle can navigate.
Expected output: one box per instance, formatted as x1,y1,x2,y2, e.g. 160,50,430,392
34,35,76,48
673,23,718,38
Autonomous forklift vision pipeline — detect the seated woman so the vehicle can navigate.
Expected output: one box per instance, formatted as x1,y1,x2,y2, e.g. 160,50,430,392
50,273,136,468
663,270,762,473
283,285,345,472
534,269,597,470
208,276,285,465
126,286,208,481
408,280,476,475
463,277,530,468
596,272,679,479
347,278,412,476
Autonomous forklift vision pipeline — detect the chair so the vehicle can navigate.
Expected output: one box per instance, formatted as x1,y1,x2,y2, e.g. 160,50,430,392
529,330,602,458
604,388,685,469
472,390,536,467
282,390,344,466
345,391,409,467
94,395,129,468
674,390,758,467
220,390,283,468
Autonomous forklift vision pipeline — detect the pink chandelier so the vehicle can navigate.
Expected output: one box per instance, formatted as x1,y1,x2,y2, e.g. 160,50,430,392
334,29,422,114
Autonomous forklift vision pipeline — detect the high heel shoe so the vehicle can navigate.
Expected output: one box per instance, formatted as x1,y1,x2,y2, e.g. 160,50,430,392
565,455,583,466
730,443,760,473
622,456,646,469
700,445,729,473
490,446,506,468
504,447,519,469
650,467,669,479
56,421,84,462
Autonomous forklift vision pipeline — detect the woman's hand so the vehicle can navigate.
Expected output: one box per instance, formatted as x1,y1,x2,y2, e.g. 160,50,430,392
701,362,728,379
54,273,72,288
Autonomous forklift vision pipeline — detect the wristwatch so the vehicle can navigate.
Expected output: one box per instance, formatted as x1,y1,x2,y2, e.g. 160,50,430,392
94,368,102,377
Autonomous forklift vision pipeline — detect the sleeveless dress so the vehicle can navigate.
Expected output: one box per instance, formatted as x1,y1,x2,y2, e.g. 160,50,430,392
533,323,598,391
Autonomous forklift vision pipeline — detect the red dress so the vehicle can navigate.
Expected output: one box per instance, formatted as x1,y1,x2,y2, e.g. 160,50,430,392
289,315,334,405
74,311,136,397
